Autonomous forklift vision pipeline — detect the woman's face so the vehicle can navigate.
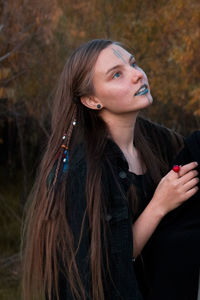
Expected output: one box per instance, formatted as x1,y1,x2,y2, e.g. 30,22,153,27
92,44,153,115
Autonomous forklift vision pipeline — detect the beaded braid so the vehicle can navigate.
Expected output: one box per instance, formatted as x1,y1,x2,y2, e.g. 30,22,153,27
45,105,77,219
53,105,77,185
61,122,77,173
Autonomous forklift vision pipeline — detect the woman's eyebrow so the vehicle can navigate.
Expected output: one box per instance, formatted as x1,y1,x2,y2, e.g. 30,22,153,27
106,64,122,75
105,55,135,75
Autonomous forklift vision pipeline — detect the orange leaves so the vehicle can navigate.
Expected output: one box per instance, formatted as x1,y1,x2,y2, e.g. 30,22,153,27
1,0,199,133
186,88,200,116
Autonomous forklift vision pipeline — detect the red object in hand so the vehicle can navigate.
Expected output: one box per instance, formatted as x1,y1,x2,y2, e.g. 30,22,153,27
172,165,180,173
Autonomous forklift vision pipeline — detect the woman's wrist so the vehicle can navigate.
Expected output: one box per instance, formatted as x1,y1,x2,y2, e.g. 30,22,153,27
148,196,167,220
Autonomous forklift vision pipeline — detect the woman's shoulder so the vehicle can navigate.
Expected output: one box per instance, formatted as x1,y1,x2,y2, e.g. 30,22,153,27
137,116,184,166
177,130,200,166
137,116,184,148
138,116,179,136
184,130,200,144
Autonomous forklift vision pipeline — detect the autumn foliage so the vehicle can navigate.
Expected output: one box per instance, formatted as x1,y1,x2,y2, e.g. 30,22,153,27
1,0,200,129
0,0,199,297
0,0,199,187
0,0,199,199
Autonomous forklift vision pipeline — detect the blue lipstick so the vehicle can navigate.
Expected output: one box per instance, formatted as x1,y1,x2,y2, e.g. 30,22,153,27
135,84,148,96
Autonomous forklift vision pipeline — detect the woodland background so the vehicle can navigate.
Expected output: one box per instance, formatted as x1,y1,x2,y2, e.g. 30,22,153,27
0,0,200,298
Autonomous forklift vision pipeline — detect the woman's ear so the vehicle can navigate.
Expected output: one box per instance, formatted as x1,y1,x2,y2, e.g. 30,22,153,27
80,96,103,110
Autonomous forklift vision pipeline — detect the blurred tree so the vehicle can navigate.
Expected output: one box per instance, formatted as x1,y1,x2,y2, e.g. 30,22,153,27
0,0,60,200
0,0,61,125
0,0,199,187
56,0,200,132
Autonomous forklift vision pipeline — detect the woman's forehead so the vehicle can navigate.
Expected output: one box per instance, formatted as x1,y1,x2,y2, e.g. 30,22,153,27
94,44,133,75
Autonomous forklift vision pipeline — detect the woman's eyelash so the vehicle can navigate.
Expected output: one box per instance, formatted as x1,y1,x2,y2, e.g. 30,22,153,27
131,61,137,67
113,71,121,78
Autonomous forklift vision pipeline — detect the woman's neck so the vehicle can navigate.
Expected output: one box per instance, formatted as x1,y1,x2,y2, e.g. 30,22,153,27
101,111,145,174
100,110,136,150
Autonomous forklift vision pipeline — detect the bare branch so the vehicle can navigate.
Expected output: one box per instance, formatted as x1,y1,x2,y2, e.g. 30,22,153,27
0,50,13,63
0,70,26,86
0,31,32,63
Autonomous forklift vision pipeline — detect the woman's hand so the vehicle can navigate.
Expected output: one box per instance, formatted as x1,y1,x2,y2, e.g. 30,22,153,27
151,161,199,216
132,161,199,258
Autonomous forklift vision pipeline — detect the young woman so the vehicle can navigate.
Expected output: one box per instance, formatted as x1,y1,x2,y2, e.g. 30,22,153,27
22,39,199,300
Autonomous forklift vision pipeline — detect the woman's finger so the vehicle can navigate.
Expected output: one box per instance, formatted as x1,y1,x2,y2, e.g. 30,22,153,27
178,161,198,177
179,169,199,185
183,177,199,192
184,186,199,200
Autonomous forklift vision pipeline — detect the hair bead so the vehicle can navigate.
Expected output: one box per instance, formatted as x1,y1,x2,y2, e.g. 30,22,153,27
61,144,68,150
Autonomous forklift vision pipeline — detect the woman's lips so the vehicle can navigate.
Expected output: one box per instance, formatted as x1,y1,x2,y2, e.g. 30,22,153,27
134,84,148,96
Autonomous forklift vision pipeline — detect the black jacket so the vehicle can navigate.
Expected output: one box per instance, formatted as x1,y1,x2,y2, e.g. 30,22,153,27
62,139,142,300
56,120,185,300
141,130,200,300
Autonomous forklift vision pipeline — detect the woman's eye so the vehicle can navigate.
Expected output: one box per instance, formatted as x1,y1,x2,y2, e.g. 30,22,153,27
113,72,121,79
131,62,137,68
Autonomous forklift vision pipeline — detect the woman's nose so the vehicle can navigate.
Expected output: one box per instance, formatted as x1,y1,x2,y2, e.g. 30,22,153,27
130,67,144,83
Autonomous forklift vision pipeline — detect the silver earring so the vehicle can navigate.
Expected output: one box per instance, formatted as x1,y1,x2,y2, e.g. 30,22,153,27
97,104,101,109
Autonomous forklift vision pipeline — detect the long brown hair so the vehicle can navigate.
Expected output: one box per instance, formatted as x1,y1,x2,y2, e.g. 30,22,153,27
21,39,183,300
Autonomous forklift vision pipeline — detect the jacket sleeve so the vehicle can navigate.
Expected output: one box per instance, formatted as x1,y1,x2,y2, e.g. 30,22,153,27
55,163,91,300
157,130,200,227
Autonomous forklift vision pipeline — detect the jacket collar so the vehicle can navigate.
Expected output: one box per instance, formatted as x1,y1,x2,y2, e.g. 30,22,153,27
70,138,129,172
104,138,129,172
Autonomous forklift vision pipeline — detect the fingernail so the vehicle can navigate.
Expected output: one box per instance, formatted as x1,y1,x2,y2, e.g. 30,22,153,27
195,162,198,166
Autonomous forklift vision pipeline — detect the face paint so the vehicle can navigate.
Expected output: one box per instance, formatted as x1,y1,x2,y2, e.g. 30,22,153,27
111,47,127,64
145,94,153,105
92,44,153,116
